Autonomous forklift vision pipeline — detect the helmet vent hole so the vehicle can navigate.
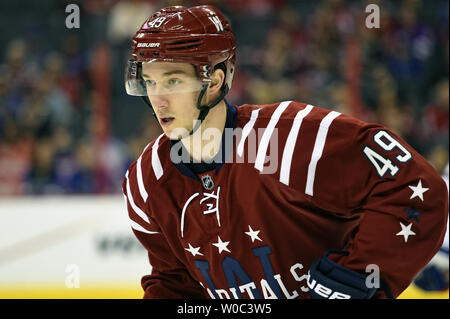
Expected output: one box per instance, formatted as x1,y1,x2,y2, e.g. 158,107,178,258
166,39,203,51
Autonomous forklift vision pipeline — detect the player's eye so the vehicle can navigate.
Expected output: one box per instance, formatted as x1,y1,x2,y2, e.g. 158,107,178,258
145,79,156,87
166,78,181,86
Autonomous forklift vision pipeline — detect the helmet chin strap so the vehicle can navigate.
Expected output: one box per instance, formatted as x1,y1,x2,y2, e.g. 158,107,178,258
140,96,156,118
189,84,228,136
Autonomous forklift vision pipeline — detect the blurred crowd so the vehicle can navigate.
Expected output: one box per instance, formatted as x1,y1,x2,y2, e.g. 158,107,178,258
0,0,448,195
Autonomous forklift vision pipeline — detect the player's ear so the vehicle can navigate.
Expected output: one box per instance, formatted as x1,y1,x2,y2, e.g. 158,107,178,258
208,68,225,96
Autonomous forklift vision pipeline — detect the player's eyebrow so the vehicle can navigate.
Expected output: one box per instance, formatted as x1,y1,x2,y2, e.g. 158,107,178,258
163,70,188,76
142,70,189,79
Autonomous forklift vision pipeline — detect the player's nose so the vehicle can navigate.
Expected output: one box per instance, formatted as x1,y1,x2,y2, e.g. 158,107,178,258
149,95,169,111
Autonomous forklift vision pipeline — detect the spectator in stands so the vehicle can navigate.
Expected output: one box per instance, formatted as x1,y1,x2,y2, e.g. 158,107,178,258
0,0,447,197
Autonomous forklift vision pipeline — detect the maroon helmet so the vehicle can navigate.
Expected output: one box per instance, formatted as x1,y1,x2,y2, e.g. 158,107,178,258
125,5,236,97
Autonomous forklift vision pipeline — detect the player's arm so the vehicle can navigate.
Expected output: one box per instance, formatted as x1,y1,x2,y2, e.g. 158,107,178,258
122,170,205,299
131,228,206,299
308,117,448,298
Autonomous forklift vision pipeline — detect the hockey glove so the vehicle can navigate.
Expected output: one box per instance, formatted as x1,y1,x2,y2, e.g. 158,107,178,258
307,250,377,299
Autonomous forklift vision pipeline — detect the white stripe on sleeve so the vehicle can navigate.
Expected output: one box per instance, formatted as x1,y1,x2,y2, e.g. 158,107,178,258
130,219,160,234
255,101,292,172
122,194,159,234
237,108,261,157
279,104,314,186
305,111,341,196
137,142,151,202
152,134,165,180
125,170,150,223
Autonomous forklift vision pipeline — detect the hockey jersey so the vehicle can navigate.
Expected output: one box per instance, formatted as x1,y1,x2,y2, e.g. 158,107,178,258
122,101,448,299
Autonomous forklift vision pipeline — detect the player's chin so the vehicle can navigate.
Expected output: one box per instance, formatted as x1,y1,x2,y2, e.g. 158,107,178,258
164,125,191,140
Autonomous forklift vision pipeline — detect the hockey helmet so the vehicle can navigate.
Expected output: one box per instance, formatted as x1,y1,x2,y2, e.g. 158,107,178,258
125,5,236,97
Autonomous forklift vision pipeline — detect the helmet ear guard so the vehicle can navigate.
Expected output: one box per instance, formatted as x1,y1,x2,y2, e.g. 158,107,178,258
211,60,234,95
223,59,235,93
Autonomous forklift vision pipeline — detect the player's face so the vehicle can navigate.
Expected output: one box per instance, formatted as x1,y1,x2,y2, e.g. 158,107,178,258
142,62,203,139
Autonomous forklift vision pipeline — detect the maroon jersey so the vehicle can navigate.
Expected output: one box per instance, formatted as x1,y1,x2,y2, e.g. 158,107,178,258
122,101,448,299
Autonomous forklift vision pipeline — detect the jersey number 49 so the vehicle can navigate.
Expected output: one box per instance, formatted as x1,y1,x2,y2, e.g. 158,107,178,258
363,130,412,178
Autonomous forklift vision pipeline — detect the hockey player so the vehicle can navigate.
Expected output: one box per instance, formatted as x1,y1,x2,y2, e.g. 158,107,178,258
122,5,448,299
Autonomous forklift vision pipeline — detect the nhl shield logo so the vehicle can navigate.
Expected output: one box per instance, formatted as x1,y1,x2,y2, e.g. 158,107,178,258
201,175,214,190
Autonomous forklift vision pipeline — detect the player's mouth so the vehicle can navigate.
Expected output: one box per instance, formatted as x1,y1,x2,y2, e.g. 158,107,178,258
160,117,175,127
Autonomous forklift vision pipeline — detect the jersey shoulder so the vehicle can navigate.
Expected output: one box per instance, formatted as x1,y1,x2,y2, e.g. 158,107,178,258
235,100,366,130
232,101,422,204
235,101,312,123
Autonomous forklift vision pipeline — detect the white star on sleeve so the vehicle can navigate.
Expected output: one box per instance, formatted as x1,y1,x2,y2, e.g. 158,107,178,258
212,236,231,254
185,243,204,256
245,225,262,243
396,222,416,243
408,179,429,201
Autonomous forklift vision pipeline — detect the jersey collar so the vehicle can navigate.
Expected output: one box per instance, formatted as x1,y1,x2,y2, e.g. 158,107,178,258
170,100,237,180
